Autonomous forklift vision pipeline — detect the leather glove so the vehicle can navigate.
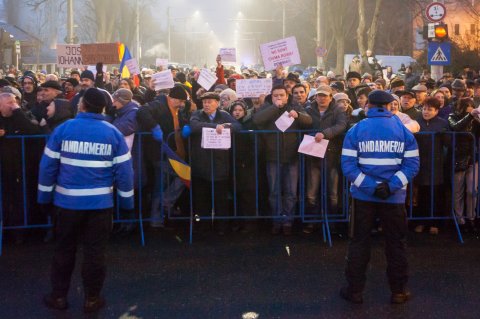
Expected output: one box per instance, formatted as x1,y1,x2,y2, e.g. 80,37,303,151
374,182,391,200
151,125,163,142
181,124,191,138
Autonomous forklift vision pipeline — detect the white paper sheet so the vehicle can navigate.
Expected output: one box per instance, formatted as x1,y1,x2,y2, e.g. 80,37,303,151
274,111,295,132
201,127,231,149
152,70,175,91
298,135,329,158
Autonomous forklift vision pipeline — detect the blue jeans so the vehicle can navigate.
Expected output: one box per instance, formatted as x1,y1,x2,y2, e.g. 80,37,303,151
306,156,339,215
151,161,186,223
266,161,298,226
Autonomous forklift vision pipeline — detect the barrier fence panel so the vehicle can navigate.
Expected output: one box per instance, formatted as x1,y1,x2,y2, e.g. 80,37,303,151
1,130,478,254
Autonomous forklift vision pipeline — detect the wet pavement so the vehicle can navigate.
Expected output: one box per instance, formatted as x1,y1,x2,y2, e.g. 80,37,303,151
1,223,480,319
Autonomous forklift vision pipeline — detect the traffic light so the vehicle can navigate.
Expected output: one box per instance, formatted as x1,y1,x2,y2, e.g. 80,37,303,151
424,23,448,42
434,24,448,41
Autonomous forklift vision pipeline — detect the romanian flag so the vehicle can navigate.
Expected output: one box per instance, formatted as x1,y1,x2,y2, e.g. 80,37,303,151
118,43,140,87
162,142,191,188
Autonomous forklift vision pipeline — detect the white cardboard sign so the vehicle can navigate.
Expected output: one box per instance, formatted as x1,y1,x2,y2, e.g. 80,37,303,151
235,78,273,98
197,68,218,90
260,36,301,71
56,44,83,68
152,70,175,91
219,48,237,63
87,65,107,77
201,127,231,149
274,111,295,132
125,58,140,75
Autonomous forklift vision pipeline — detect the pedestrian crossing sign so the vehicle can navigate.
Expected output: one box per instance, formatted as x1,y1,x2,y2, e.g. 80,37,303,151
427,42,451,66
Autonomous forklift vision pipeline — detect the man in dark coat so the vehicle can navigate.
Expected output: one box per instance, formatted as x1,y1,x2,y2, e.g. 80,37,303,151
189,91,242,234
253,85,312,235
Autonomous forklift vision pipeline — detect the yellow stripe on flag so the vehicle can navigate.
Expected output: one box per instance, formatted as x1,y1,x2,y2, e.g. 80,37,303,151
168,158,191,181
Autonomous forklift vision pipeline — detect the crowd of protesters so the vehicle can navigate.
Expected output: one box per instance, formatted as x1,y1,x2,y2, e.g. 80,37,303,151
1,53,480,242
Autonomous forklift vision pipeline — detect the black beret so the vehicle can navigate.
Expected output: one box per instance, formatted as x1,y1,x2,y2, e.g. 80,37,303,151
368,90,395,105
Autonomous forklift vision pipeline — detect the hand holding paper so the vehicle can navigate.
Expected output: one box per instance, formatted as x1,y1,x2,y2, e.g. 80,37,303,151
275,111,295,132
298,135,329,158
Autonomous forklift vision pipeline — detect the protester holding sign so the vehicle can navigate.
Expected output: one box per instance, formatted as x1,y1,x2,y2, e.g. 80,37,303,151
253,85,312,235
189,92,241,235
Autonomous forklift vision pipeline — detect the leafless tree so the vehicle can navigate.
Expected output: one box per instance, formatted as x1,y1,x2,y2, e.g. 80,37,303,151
356,0,383,57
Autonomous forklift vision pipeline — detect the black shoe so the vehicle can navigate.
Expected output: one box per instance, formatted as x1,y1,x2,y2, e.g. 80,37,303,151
302,223,314,234
43,294,68,310
84,296,105,313
339,287,363,304
391,291,411,304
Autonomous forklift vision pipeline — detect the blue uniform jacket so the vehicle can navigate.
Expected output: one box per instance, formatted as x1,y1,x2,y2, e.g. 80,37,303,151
341,107,420,203
37,112,134,210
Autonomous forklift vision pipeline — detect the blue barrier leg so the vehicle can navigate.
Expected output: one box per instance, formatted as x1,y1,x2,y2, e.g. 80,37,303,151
138,135,145,246
0,158,3,256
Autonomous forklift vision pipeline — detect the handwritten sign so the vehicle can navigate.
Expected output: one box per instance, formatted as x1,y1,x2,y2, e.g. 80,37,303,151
260,36,301,71
197,68,218,90
298,135,329,158
236,78,273,98
155,58,168,67
201,127,231,149
81,43,119,65
219,48,237,63
125,58,140,75
151,70,175,91
56,44,82,68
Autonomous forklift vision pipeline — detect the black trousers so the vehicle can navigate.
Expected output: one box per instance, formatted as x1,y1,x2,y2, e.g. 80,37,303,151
345,199,408,294
50,208,112,298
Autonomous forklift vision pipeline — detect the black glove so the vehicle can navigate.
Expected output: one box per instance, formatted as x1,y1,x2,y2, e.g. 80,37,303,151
374,182,391,200
96,62,104,74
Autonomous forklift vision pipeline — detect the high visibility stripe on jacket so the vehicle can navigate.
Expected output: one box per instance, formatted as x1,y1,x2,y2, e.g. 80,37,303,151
37,112,134,210
341,107,420,204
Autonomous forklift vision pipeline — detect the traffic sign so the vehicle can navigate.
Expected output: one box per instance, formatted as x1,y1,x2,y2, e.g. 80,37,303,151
425,2,446,23
15,40,21,54
427,41,451,66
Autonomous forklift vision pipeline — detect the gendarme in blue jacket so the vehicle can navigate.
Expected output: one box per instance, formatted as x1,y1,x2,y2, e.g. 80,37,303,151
341,107,420,203
37,112,134,210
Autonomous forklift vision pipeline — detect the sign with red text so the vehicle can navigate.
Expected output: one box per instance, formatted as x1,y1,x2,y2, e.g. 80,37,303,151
260,36,301,71
56,44,83,68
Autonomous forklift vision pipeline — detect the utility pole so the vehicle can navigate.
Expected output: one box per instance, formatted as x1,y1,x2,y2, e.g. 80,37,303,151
282,0,286,38
136,0,141,63
316,0,322,68
67,0,74,43
167,6,171,61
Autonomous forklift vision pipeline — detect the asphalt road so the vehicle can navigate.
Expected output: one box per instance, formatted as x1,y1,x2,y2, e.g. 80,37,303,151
1,222,479,319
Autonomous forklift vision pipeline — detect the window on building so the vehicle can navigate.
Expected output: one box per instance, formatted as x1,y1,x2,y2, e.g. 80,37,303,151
471,24,476,35
454,24,460,35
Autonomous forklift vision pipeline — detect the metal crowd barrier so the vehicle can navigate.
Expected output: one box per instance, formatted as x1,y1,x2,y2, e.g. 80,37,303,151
1,130,478,255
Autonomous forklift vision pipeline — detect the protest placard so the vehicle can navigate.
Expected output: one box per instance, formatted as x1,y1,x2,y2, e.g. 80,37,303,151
81,43,119,65
260,36,301,71
197,68,218,90
155,58,168,68
219,48,237,63
152,70,175,90
235,78,273,98
125,58,140,75
201,128,231,149
56,44,82,68
298,135,329,158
